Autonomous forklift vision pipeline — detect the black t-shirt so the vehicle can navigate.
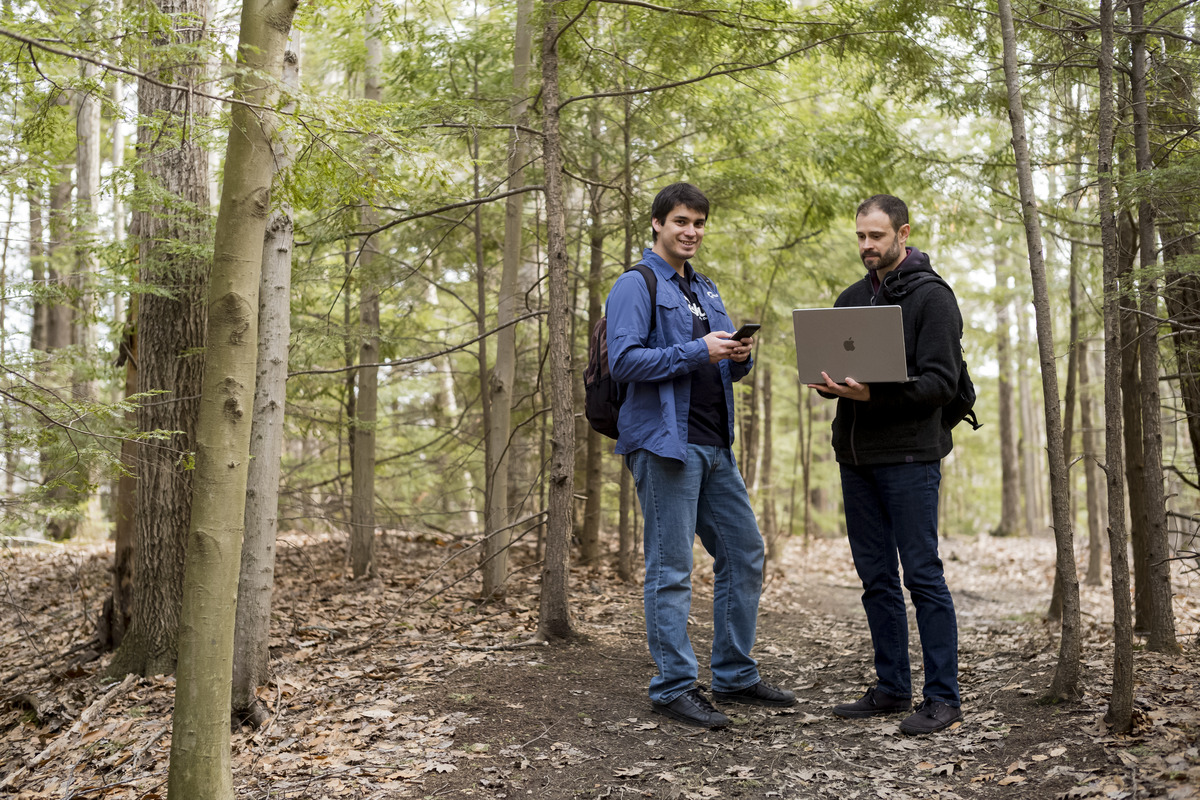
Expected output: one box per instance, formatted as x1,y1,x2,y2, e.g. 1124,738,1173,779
676,268,729,447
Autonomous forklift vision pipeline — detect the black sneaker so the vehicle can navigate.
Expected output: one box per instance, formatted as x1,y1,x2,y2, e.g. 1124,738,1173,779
832,687,911,719
652,686,730,729
899,698,963,735
713,680,797,708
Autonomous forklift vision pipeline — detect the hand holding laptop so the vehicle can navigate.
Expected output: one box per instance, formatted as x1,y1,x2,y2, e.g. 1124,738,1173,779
807,372,870,401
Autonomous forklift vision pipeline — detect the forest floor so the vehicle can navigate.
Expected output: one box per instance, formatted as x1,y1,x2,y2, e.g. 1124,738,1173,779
2,527,1200,800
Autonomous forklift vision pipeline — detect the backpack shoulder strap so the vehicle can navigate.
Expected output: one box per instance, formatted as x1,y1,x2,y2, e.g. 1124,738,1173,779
629,263,658,334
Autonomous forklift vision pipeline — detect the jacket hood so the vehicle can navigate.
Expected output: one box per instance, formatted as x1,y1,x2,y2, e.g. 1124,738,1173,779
875,247,942,303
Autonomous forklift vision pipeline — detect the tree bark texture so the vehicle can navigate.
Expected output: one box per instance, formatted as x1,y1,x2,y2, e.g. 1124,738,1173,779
1117,212,1152,633
1098,0,1134,731
1130,0,1178,653
580,109,605,565
109,0,212,677
28,184,47,352
537,0,574,640
999,0,1081,699
1151,11,1200,479
166,0,297,794
232,212,293,721
481,0,534,600
1079,341,1106,586
350,3,383,580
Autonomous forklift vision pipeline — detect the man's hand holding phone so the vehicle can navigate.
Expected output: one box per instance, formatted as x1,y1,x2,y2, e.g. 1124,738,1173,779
703,323,760,363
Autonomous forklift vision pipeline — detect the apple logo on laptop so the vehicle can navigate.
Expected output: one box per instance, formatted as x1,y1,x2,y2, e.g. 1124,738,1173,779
843,337,855,352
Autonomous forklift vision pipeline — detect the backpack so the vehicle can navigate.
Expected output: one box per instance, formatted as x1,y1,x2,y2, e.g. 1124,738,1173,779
923,275,981,432
584,264,657,439
943,352,982,431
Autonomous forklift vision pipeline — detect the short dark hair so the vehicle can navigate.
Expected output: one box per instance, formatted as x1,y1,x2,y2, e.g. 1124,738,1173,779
856,194,909,232
651,183,710,242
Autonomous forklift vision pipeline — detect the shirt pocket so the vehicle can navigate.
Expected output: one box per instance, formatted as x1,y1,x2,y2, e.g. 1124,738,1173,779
653,294,681,346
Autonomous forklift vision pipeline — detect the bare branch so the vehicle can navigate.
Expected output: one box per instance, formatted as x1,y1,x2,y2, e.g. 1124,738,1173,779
286,310,548,377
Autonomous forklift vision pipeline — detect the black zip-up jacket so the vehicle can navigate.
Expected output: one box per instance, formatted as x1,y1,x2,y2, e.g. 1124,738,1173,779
828,247,962,465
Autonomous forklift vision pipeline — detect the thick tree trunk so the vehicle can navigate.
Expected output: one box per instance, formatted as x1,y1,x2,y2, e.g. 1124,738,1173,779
481,0,534,600
166,0,297,794
999,0,1081,699
537,0,574,641
1098,0,1134,731
1130,1,1177,653
109,0,212,678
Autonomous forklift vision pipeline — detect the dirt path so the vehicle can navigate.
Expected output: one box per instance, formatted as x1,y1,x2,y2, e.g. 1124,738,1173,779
2,532,1198,799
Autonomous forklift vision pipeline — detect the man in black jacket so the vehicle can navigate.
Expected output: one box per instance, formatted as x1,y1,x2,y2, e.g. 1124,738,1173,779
808,194,963,735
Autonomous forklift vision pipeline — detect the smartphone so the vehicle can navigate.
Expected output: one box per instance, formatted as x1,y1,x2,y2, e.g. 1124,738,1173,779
730,323,761,341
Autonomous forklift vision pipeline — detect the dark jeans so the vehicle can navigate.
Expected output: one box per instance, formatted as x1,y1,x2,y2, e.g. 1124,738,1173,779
840,460,960,706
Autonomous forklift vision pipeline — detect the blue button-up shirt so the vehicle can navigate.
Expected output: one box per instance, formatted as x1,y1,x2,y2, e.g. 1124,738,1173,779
605,249,752,462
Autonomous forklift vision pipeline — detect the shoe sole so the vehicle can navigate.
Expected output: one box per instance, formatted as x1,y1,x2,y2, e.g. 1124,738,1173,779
832,707,911,719
899,715,963,735
713,694,798,708
651,704,729,730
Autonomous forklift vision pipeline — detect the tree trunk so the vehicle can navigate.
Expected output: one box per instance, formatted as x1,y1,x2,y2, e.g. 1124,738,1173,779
481,0,534,600
536,0,574,641
1080,340,1106,586
166,0,297,793
28,182,47,352
109,0,212,678
615,88,636,582
1117,211,1151,634
350,1,382,580
232,45,299,722
1016,312,1039,537
995,267,1021,536
1129,1,1177,653
760,366,780,564
999,0,1081,700
43,166,78,542
1098,0,1134,731
232,212,293,725
74,58,100,398
1152,6,1200,480
579,111,606,566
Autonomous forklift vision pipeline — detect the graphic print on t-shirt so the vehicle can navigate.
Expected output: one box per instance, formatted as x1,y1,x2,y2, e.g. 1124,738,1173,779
687,299,708,321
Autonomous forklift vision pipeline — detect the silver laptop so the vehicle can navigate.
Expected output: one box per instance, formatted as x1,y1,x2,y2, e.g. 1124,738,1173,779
792,306,911,384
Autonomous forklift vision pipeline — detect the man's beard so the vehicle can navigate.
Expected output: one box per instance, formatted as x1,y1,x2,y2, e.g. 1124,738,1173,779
863,240,903,271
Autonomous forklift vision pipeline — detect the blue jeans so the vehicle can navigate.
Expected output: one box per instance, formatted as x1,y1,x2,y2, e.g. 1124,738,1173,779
627,445,764,704
840,461,960,706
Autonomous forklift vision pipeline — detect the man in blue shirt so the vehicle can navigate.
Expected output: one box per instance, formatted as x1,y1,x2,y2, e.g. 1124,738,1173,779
606,183,795,729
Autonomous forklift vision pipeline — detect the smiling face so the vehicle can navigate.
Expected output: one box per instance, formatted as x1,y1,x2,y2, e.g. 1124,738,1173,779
856,208,910,277
652,203,707,271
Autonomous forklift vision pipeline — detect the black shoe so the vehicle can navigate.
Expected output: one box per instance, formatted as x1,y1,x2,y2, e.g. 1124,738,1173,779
713,680,798,708
899,698,963,735
652,686,730,729
832,687,911,719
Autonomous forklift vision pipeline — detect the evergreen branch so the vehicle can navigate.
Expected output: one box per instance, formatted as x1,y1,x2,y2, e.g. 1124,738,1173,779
559,31,891,109
286,310,548,377
0,26,266,113
588,0,829,32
